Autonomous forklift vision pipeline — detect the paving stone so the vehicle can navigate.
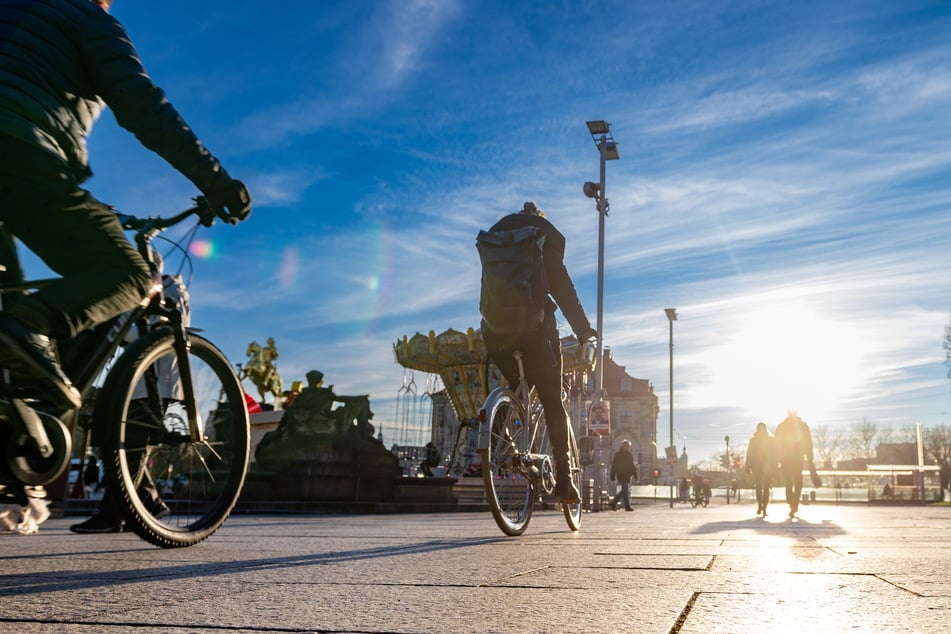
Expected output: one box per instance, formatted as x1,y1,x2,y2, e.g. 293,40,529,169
0,502,949,632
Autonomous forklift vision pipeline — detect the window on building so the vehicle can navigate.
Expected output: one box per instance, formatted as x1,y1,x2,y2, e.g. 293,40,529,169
621,378,633,392
620,408,633,427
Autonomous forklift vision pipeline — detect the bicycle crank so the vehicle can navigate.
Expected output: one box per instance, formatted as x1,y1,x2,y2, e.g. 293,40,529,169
528,453,555,495
1,399,71,486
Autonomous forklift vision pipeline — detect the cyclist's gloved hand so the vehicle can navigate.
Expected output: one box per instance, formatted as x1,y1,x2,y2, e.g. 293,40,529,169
205,178,252,225
574,326,598,343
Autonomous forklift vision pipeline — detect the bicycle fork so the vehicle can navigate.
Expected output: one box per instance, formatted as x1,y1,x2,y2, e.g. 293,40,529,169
166,307,202,445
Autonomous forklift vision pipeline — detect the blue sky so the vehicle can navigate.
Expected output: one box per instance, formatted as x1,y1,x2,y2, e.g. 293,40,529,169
41,1,951,464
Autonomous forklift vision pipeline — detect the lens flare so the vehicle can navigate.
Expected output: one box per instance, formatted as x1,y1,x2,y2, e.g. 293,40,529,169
279,246,299,288
189,239,215,259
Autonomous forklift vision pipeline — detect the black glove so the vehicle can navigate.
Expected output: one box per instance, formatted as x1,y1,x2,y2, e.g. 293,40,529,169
205,178,251,225
574,326,598,343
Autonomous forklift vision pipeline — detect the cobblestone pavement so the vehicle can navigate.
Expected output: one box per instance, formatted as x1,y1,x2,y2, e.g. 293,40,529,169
1,500,949,633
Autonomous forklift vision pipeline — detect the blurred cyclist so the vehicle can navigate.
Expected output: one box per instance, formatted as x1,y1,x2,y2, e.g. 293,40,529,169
0,0,250,410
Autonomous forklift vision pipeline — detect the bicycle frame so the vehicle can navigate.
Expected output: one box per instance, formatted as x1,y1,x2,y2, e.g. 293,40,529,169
1,204,212,478
479,345,582,536
479,352,547,484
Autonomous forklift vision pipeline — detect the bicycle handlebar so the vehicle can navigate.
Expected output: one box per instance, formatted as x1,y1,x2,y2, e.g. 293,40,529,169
115,196,228,234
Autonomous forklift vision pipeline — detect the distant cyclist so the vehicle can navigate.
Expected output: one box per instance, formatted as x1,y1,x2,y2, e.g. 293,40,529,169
0,0,250,410
479,201,597,502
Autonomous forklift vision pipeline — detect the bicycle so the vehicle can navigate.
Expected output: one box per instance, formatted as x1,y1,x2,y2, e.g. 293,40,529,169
0,197,249,547
478,349,583,536
689,487,710,508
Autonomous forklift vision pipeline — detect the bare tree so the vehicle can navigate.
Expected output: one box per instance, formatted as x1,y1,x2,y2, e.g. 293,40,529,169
878,424,894,445
923,423,951,464
850,418,878,459
813,424,843,469
898,423,919,444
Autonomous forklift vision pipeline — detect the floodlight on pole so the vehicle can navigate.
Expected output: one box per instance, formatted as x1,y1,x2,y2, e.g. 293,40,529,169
584,120,619,513
665,307,678,508
584,121,618,403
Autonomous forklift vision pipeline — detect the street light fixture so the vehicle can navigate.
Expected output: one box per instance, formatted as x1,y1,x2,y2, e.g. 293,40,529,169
665,307,678,508
584,120,618,512
583,120,619,404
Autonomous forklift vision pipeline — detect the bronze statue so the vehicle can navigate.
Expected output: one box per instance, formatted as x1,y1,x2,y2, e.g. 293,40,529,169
240,338,284,409
254,369,380,467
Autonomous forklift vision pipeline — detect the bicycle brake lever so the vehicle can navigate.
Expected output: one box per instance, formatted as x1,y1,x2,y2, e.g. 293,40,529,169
115,213,137,230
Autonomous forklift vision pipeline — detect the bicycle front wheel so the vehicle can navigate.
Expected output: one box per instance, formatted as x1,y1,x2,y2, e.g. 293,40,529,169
562,423,582,531
99,330,249,548
480,389,533,536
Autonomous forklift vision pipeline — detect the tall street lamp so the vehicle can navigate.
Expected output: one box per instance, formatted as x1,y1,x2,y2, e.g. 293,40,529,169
584,120,618,512
665,307,678,508
583,120,618,402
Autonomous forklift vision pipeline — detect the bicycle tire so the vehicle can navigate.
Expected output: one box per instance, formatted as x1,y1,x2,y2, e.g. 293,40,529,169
480,388,533,536
562,422,582,531
99,329,249,548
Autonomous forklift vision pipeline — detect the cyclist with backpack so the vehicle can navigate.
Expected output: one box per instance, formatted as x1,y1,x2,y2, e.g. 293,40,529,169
0,0,250,410
477,201,597,502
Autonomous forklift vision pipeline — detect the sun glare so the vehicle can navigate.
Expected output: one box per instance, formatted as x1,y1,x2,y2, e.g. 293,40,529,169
691,302,869,422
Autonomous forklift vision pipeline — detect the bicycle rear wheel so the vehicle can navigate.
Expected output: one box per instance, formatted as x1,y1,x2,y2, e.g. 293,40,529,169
562,423,582,531
480,389,533,536
99,330,248,548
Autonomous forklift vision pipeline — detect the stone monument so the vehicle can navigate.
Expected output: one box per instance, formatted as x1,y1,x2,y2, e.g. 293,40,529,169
249,370,399,503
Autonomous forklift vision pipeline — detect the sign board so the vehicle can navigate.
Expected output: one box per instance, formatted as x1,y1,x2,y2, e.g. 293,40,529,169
587,400,611,436
665,445,678,464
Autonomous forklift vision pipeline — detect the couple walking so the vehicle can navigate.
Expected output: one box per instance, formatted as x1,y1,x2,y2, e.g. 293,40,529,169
745,410,821,518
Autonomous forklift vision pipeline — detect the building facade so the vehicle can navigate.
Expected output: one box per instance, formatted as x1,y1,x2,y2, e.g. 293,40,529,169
574,349,659,484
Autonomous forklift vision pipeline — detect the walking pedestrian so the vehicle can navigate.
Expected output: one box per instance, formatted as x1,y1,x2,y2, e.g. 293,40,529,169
745,422,777,516
774,410,818,518
609,440,637,511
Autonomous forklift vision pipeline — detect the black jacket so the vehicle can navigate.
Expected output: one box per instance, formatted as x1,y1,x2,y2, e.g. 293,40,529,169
488,212,592,337
0,0,229,191
610,448,637,483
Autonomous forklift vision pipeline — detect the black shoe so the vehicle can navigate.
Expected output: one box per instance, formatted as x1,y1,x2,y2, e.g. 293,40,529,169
0,315,81,410
69,514,124,534
148,498,170,519
625,507,634,512
554,476,580,503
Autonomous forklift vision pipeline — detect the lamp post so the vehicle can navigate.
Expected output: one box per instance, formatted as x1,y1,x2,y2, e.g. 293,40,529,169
665,307,678,507
725,435,731,504
583,120,618,402
584,121,618,512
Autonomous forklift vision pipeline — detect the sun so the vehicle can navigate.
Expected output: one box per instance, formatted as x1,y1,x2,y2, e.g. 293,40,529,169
690,300,870,422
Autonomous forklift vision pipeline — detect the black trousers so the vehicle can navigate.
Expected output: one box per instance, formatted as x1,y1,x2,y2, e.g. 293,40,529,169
0,135,151,339
780,459,804,513
482,315,571,468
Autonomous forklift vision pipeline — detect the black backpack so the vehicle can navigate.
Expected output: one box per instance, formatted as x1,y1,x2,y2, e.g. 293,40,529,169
476,224,549,334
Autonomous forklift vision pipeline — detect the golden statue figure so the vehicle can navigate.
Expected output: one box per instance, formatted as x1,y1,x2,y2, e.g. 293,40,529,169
240,338,284,409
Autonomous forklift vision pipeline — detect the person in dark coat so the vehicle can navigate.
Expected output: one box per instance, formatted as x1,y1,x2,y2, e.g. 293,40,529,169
0,0,250,410
774,410,818,518
745,422,777,516
609,440,637,511
481,202,597,502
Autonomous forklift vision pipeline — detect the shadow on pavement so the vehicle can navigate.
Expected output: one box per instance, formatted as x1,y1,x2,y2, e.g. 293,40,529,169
0,535,505,598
